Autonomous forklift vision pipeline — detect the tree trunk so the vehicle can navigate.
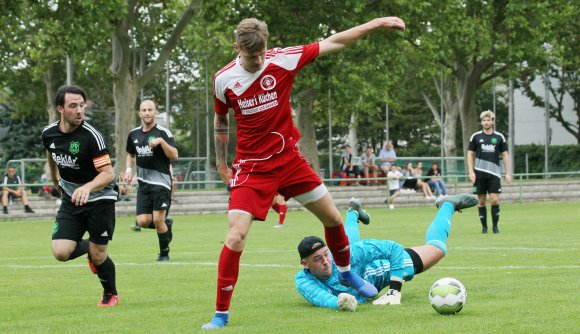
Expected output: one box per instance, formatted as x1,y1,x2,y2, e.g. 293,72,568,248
43,68,57,124
294,88,320,176
348,112,358,156
113,75,138,173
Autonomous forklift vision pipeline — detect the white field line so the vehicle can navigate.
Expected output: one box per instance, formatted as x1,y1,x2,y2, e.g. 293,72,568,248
1,262,579,270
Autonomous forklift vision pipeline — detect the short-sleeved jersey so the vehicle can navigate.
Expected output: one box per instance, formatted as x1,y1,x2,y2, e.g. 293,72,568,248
295,239,414,309
42,121,117,202
213,43,319,161
468,130,508,178
126,124,176,191
2,174,21,190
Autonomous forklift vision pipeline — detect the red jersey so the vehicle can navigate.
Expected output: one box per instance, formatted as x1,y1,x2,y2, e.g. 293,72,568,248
213,43,319,161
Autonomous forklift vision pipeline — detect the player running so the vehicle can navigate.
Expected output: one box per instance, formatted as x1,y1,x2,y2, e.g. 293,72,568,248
124,99,178,261
42,85,119,306
202,16,406,329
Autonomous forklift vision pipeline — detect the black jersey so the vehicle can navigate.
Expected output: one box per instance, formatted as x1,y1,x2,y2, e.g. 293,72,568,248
126,124,176,191
42,121,117,201
468,130,508,178
2,174,21,190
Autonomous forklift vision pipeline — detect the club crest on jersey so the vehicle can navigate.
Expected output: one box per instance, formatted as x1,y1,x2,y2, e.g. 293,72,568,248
491,138,498,144
69,141,80,154
147,136,156,143
260,75,276,90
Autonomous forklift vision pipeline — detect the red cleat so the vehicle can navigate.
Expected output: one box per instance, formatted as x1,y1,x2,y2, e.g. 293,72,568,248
97,293,119,307
88,256,97,274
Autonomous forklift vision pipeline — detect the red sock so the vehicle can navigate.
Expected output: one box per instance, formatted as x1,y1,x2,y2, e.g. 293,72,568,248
216,245,242,311
278,204,287,224
272,203,280,213
324,224,350,267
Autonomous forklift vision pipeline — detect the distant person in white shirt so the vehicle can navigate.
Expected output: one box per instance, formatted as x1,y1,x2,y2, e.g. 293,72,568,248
386,165,403,209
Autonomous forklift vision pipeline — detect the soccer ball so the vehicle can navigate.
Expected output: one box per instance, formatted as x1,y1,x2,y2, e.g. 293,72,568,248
429,277,467,315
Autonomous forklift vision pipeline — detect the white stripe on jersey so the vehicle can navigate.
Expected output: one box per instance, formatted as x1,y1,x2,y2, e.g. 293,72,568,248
82,123,106,150
42,121,59,134
156,124,174,138
469,130,483,142
214,46,304,102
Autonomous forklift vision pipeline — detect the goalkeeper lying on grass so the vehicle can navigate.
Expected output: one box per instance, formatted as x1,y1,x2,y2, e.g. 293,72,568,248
295,194,477,311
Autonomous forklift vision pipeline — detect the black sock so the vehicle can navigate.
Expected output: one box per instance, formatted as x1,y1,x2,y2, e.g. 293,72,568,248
478,206,488,228
95,256,117,295
69,239,89,260
491,205,500,228
158,231,171,256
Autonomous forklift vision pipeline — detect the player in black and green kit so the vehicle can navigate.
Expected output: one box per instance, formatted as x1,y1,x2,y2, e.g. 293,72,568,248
467,110,512,234
42,85,119,306
124,99,178,261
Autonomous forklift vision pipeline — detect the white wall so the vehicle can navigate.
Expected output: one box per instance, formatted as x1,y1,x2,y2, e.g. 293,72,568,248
514,79,577,145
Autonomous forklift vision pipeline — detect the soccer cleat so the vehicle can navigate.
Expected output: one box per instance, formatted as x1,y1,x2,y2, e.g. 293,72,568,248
201,312,229,330
156,254,170,262
97,293,119,307
88,256,97,274
435,193,478,212
129,223,141,232
273,223,284,228
493,226,500,234
338,270,378,298
482,227,488,234
347,197,370,225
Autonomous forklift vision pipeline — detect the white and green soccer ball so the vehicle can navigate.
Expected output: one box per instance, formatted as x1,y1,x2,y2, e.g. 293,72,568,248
429,277,467,315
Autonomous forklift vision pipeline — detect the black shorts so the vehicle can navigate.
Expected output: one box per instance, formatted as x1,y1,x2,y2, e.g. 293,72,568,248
136,187,172,215
473,172,502,195
52,198,116,245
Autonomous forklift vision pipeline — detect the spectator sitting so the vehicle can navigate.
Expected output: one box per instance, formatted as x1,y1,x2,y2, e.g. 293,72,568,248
385,165,403,209
339,145,362,184
401,162,435,200
378,140,397,174
2,166,35,214
426,161,448,198
360,146,379,186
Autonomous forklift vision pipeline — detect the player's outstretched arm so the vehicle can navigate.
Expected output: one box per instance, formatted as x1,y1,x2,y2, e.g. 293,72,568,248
319,17,405,56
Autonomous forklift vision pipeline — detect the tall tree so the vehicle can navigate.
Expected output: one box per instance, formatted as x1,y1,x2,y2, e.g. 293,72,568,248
109,0,200,172
403,0,552,156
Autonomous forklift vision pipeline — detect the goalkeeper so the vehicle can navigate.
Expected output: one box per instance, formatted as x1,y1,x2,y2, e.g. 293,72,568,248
295,194,477,311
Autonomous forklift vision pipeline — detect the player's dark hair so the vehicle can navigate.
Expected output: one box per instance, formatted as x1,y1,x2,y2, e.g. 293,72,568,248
55,85,87,108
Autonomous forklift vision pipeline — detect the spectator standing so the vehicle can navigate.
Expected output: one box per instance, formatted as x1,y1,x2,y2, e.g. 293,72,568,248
386,165,403,209
2,166,35,214
426,161,448,198
42,85,119,306
360,146,379,186
467,110,511,234
204,16,404,329
378,140,397,174
124,99,178,261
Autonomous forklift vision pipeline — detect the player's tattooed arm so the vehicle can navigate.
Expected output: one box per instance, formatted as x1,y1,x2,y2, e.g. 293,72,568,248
214,113,232,183
46,150,60,186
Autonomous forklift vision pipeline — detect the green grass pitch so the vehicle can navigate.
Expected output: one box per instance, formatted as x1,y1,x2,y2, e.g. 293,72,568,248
1,200,579,333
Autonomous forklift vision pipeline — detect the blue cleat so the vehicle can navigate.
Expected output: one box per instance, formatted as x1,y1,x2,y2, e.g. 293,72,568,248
201,312,228,330
338,270,378,298
348,197,371,225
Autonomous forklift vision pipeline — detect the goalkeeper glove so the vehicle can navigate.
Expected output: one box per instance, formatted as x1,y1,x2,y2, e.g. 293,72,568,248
337,293,357,311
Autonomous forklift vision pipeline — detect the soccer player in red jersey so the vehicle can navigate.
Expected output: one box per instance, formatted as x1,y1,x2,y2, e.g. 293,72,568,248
203,17,405,329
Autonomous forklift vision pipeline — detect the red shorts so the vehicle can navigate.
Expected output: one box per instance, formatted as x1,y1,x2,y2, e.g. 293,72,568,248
229,145,322,221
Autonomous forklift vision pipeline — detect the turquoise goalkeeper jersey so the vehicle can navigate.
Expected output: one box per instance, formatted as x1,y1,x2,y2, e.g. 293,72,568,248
295,239,415,309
